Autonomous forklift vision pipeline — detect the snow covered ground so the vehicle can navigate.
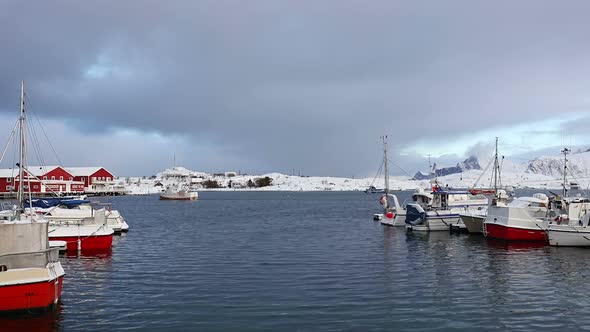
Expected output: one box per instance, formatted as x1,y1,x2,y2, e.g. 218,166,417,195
118,167,577,195
118,150,590,194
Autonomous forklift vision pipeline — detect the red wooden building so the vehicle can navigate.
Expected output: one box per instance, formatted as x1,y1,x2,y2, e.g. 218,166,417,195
0,166,115,194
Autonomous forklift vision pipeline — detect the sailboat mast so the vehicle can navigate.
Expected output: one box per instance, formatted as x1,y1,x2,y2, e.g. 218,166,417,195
562,147,570,198
383,136,389,196
17,81,26,210
493,137,498,195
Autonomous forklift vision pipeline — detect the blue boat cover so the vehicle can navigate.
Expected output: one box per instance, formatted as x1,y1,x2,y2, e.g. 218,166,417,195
25,198,90,209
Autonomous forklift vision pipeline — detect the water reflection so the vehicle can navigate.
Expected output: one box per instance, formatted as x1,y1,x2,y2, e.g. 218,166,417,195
0,303,62,332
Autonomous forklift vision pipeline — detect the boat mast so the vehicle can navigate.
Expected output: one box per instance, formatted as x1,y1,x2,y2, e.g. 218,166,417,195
17,81,25,212
383,135,389,197
562,147,570,198
493,137,499,196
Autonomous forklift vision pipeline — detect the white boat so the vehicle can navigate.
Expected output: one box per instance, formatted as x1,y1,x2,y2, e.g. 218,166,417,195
459,212,486,234
544,148,590,246
0,81,65,312
405,189,488,231
460,191,511,234
32,202,129,233
380,188,432,226
484,194,550,242
160,185,198,200
46,208,114,252
546,195,590,247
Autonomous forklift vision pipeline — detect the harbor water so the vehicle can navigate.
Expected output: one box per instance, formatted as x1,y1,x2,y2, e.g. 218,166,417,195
4,191,590,331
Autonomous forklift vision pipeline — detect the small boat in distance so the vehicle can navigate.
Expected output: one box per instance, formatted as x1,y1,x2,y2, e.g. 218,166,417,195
160,184,199,200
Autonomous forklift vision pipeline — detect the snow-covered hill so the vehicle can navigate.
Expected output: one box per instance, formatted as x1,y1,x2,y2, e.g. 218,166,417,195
118,149,590,194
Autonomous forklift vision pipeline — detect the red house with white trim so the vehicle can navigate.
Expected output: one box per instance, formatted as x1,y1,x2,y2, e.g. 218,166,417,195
65,167,116,192
0,166,116,195
0,166,85,194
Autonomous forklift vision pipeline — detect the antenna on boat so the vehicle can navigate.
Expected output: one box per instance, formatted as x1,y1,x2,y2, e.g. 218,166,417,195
562,147,570,198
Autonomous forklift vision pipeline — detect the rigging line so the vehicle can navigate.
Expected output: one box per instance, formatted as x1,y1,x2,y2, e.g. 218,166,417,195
24,93,63,166
0,119,19,165
471,152,495,190
26,120,45,170
386,158,413,178
369,160,384,188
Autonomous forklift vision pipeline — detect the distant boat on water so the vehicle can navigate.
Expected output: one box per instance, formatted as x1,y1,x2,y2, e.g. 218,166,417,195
160,185,198,200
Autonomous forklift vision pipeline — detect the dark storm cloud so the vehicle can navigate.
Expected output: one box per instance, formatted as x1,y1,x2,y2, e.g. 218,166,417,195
1,0,590,175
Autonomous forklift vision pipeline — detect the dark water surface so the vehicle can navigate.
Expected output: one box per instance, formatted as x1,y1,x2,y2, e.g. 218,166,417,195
4,191,590,331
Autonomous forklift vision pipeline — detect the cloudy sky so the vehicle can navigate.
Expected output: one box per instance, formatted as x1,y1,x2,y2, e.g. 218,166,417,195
0,0,589,176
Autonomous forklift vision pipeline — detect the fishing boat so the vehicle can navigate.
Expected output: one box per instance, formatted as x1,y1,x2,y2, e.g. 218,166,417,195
405,188,488,231
545,148,590,246
0,81,65,312
483,193,550,241
546,196,590,246
160,184,198,200
460,139,511,234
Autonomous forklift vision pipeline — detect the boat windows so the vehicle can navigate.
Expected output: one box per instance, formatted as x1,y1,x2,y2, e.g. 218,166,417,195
0,265,6,272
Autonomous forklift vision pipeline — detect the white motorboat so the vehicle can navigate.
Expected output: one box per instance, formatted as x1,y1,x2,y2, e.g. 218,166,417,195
405,189,488,231
484,194,550,242
546,197,590,246
36,203,129,233
160,184,198,200
380,188,432,227
47,208,114,252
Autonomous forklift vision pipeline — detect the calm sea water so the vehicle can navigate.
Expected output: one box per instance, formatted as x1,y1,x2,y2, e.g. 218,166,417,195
3,191,590,331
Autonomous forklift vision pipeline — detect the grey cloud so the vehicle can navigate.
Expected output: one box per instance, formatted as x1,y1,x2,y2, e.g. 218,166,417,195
1,0,590,175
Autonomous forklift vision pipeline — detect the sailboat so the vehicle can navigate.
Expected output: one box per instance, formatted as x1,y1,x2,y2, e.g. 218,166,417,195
0,81,65,312
371,136,410,226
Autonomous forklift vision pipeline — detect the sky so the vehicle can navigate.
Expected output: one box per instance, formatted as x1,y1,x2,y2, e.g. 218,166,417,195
1,0,590,177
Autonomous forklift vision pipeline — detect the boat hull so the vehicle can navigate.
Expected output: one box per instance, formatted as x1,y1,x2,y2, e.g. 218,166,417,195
547,226,590,246
49,234,113,251
485,223,547,242
159,195,198,200
0,275,64,312
460,214,485,234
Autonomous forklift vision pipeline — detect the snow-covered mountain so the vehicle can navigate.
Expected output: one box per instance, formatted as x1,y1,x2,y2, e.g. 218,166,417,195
413,156,481,180
525,151,590,178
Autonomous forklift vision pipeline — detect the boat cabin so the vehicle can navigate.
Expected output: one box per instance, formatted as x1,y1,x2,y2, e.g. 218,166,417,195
429,191,487,210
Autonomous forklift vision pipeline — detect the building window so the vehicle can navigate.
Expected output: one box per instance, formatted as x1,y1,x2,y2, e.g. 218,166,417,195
51,176,55,180
82,177,85,181
43,176,47,180
92,177,96,181
69,177,73,181
7,178,11,183
107,177,111,181
5,186,9,190
59,176,63,181
33,185,38,189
